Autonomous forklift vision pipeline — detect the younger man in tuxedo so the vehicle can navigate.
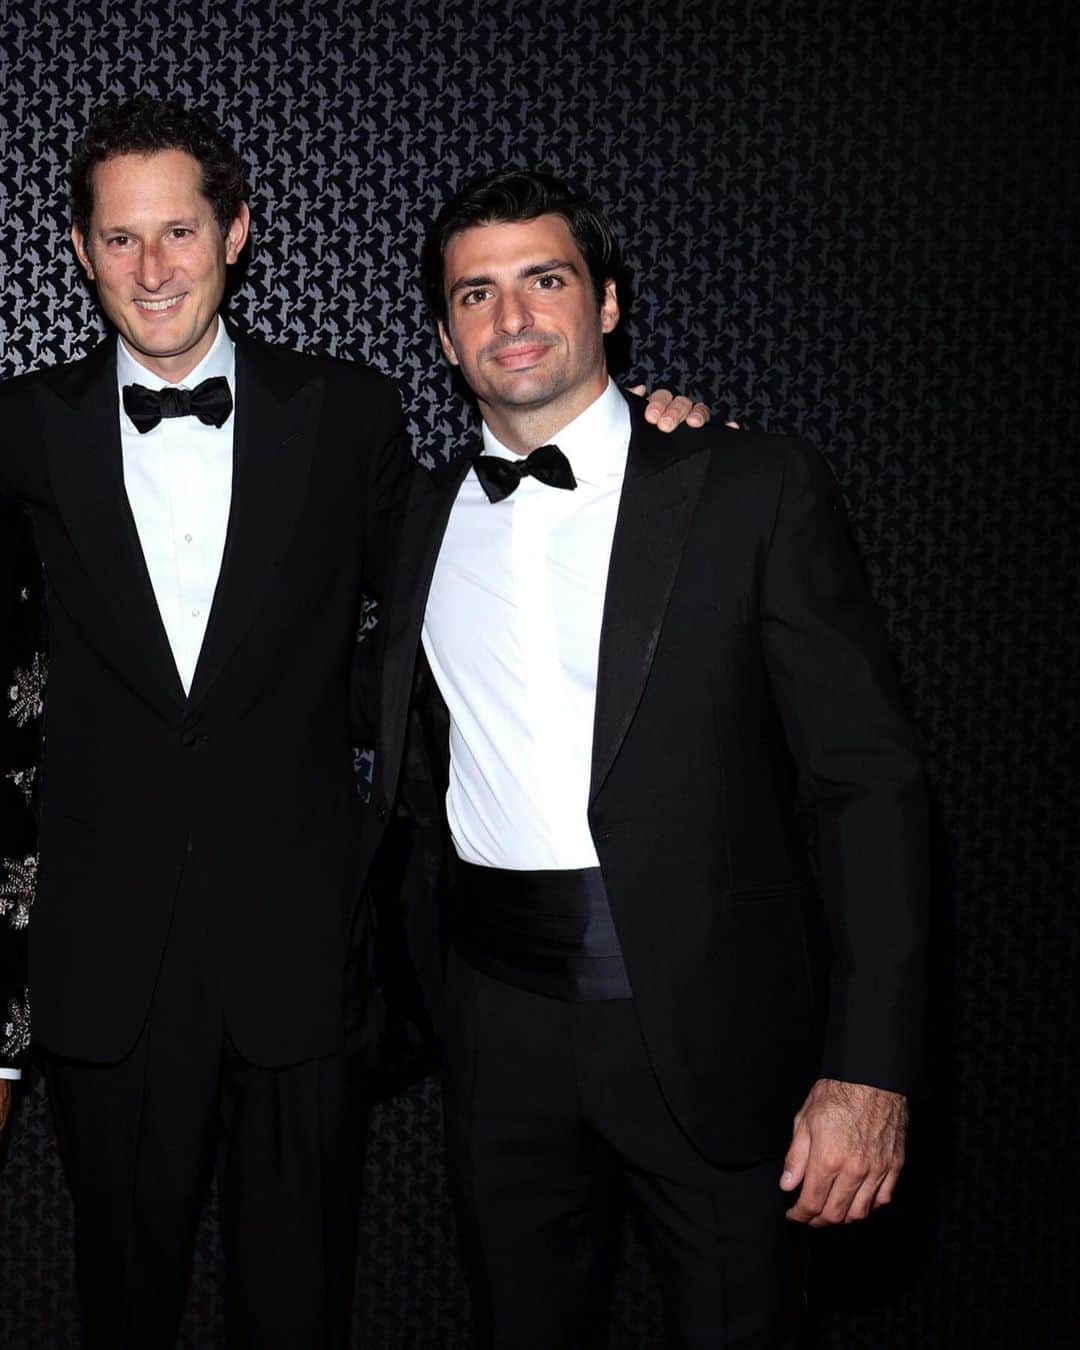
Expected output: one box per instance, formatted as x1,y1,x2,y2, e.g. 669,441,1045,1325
370,170,930,1347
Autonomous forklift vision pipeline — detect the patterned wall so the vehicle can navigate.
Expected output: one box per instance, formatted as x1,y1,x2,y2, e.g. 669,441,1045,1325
1,1,1076,1346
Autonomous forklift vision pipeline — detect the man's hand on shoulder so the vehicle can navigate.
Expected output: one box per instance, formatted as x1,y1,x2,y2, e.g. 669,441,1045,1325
628,385,741,432
0,1080,12,1137
780,1077,908,1226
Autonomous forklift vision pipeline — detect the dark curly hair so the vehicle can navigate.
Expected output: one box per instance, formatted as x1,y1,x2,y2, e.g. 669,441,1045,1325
420,168,623,325
70,93,249,237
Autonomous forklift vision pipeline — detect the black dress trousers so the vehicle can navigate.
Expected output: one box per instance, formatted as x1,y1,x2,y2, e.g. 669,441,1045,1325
45,860,360,1350
441,949,806,1350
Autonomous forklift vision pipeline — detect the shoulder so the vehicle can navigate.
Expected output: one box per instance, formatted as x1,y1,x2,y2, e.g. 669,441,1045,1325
1,340,110,402
690,425,839,501
232,332,401,406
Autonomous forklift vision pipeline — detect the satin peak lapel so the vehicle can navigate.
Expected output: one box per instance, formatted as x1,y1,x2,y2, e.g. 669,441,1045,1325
42,341,186,717
186,340,318,712
590,401,711,800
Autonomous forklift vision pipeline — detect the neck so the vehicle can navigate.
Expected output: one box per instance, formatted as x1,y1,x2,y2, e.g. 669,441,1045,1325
120,316,221,384
481,369,609,455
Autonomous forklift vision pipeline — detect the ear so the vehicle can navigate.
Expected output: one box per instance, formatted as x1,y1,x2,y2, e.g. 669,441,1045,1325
437,319,460,368
225,202,251,264
600,278,620,334
71,225,95,281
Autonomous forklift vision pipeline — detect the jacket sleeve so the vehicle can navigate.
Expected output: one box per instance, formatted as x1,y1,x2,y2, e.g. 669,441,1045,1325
760,440,930,1096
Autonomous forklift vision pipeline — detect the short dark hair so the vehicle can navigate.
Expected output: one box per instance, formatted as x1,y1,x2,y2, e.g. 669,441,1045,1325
70,93,249,237
420,169,623,324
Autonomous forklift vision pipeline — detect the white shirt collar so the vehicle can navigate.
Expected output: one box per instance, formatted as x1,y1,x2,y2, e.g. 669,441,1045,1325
479,378,629,486
116,318,235,395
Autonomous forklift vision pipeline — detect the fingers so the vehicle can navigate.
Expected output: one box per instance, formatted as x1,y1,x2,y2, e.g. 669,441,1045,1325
808,1162,867,1227
634,387,715,429
658,394,702,429
845,1171,888,1223
785,1148,837,1223
872,1166,901,1209
780,1116,811,1192
791,1158,901,1226
644,388,676,425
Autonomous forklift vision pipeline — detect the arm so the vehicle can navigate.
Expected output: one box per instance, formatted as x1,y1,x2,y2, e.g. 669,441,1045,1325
760,441,929,1223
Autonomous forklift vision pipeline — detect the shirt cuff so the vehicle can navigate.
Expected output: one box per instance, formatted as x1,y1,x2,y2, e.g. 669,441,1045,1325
0,1068,22,1080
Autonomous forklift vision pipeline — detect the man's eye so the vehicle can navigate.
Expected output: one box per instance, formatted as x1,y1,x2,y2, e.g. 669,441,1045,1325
169,228,193,240
535,274,564,289
462,288,491,306
106,235,130,247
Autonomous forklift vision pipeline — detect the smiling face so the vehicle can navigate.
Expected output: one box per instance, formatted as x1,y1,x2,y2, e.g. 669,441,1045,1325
437,214,619,450
71,148,249,382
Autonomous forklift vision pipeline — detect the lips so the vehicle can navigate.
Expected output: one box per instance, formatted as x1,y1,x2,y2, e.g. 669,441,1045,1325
491,344,550,369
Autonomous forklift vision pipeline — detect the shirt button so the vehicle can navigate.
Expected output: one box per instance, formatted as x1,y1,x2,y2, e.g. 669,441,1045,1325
184,533,193,543
192,608,201,617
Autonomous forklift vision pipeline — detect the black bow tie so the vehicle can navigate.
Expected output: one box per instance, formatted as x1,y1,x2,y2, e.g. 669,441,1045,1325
122,376,233,434
473,443,577,503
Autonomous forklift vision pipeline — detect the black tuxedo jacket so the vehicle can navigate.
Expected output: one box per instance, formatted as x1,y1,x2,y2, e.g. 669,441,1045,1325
0,331,409,1067
368,394,930,1166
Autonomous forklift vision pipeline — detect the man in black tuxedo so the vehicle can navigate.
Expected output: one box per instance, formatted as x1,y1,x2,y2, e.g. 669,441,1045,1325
368,170,929,1347
0,94,412,1348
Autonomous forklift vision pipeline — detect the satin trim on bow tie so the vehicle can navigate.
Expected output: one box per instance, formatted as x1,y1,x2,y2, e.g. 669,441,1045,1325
472,442,577,502
122,375,233,434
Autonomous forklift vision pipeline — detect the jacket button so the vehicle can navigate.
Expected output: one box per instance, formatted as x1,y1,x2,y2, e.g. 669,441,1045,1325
181,729,200,747
375,804,388,822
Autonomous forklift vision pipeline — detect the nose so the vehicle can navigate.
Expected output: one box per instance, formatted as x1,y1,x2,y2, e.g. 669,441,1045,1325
494,289,533,336
136,240,171,293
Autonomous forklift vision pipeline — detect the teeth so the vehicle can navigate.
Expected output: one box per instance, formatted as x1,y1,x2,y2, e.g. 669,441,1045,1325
135,295,185,311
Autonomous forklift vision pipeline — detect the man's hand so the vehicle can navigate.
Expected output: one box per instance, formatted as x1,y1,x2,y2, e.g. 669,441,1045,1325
0,1080,11,1137
628,385,742,433
629,385,711,431
780,1077,908,1226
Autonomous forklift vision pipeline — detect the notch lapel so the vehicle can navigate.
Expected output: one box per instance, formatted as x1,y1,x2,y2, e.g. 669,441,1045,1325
42,341,186,719
185,338,319,713
590,400,712,801
377,448,473,811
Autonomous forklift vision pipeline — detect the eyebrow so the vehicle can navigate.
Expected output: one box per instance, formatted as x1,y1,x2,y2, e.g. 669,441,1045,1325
96,216,202,235
448,258,581,299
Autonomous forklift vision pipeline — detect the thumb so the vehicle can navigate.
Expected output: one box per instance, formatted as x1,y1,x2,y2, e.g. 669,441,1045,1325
780,1117,810,1191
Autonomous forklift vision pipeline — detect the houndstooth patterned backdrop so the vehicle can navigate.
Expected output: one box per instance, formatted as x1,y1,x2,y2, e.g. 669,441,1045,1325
0,1,1076,1346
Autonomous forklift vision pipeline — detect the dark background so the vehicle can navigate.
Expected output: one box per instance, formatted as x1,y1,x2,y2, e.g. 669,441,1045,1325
0,1,1076,1345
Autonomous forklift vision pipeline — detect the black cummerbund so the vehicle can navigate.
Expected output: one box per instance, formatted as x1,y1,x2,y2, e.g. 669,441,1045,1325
453,862,633,1002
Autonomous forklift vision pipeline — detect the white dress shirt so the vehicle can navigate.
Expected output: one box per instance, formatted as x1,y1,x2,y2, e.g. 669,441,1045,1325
117,322,235,694
422,379,630,871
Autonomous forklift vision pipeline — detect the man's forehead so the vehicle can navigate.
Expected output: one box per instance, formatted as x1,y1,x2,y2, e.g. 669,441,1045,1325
445,214,581,271
87,149,211,220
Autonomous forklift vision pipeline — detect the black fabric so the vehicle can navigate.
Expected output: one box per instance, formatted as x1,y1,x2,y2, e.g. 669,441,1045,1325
0,3,1075,1348
121,375,233,433
453,862,632,1002
442,951,804,1349
45,864,360,1350
472,443,576,502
